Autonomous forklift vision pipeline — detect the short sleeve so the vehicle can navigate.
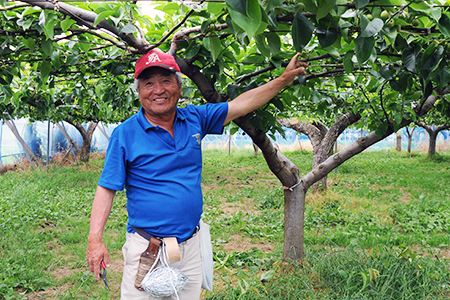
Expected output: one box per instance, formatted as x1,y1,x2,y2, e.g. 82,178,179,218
98,130,126,191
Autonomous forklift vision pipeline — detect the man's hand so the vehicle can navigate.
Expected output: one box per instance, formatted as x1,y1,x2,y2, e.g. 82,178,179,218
279,53,309,87
224,53,308,125
86,185,115,280
86,235,110,280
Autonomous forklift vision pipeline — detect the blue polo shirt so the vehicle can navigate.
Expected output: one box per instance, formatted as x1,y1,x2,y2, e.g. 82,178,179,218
98,102,228,242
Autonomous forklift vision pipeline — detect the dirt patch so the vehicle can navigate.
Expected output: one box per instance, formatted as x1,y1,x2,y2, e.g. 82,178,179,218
26,288,59,299
221,234,274,252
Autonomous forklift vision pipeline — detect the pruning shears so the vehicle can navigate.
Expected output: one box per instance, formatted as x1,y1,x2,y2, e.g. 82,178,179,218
99,260,110,291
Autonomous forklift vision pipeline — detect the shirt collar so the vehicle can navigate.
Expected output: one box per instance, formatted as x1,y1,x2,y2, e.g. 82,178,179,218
137,107,186,131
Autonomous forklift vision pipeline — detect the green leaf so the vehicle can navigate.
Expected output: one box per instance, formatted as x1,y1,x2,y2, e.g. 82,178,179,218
227,0,262,39
185,43,201,59
201,20,212,33
420,45,444,79
438,13,450,38
61,16,76,32
265,32,281,54
343,51,354,74
78,41,90,53
41,39,53,58
422,80,433,98
355,0,370,10
227,84,240,100
94,10,114,27
380,67,392,80
226,0,247,16
360,18,384,38
267,0,284,11
316,1,334,21
410,2,441,22
270,57,282,70
316,27,338,48
355,37,374,65
50,50,61,70
297,75,307,85
207,2,225,15
120,23,136,34
292,12,314,52
66,54,79,66
40,61,52,79
375,123,388,138
255,34,271,57
402,44,419,73
206,36,222,62
437,66,450,92
22,37,35,50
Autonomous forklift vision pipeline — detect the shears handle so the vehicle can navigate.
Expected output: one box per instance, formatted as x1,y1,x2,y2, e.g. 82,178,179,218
99,260,109,290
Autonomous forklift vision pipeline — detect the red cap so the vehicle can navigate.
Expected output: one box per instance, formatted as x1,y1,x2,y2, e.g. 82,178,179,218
134,50,181,79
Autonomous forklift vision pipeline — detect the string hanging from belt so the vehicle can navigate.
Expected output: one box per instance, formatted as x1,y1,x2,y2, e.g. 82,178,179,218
141,240,188,300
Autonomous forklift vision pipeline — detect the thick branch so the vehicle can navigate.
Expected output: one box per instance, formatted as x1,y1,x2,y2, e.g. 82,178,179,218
21,0,148,53
235,117,300,188
301,88,449,191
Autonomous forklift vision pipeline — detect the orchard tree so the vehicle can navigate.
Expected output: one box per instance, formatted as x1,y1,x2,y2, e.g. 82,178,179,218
415,97,450,155
1,0,450,259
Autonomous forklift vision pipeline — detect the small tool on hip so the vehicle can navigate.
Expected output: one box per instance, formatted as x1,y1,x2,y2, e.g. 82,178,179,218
100,260,110,291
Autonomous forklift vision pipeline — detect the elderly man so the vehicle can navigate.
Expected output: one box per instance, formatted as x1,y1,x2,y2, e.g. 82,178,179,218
86,50,307,299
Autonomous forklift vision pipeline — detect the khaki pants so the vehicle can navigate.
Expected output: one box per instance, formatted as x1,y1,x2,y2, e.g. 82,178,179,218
121,230,202,300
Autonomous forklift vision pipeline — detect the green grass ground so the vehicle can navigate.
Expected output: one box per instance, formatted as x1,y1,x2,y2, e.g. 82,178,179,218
0,150,449,299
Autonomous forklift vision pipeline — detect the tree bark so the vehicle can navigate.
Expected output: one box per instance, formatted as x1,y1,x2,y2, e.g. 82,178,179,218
302,91,447,190
396,131,402,151
278,112,361,192
55,123,81,153
283,184,305,260
405,127,416,153
416,121,450,156
21,0,149,53
67,121,98,162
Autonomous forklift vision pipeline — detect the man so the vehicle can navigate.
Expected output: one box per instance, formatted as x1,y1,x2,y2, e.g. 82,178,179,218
86,49,307,299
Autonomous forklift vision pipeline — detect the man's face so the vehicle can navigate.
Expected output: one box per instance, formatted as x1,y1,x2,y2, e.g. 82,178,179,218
137,67,181,120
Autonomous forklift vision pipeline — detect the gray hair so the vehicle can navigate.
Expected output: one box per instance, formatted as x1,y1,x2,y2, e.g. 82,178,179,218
135,71,182,93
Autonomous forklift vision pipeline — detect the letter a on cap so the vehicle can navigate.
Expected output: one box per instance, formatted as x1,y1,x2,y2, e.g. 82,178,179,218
146,53,162,65
134,50,181,79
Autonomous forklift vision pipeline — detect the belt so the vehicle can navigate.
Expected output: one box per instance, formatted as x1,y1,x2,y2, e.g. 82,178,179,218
131,225,200,243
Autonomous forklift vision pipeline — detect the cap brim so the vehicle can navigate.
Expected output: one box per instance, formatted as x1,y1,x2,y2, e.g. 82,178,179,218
135,64,178,79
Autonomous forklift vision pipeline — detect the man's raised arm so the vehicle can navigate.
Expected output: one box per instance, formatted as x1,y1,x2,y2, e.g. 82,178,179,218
224,53,308,125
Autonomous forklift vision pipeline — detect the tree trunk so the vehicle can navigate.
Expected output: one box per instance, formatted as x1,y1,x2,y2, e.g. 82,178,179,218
405,127,416,153
70,121,98,162
396,131,402,151
283,183,305,260
416,122,450,156
3,118,42,168
428,131,437,155
252,142,259,157
55,123,81,152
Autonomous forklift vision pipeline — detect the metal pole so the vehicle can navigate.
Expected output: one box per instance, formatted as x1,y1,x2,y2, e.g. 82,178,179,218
47,118,51,172
228,131,231,156
0,120,3,168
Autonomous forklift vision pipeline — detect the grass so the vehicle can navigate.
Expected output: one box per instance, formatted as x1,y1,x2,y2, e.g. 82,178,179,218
0,149,449,299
